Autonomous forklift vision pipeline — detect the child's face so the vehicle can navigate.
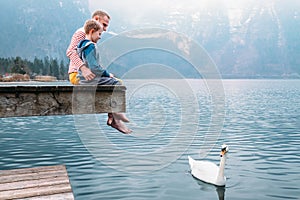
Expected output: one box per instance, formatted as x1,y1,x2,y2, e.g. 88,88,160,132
91,29,102,43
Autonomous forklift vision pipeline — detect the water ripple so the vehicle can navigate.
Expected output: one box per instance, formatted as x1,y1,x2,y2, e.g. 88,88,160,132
0,80,300,199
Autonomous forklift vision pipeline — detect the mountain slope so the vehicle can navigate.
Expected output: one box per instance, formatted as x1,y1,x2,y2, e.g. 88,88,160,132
105,0,300,78
0,0,89,61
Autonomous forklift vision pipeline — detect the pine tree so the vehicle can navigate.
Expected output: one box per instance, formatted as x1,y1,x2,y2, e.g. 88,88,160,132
33,57,42,75
59,60,66,80
51,58,59,78
43,56,50,75
11,56,26,74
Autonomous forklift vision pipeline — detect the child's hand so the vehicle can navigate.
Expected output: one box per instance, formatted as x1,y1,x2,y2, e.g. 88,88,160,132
81,65,96,81
109,73,114,78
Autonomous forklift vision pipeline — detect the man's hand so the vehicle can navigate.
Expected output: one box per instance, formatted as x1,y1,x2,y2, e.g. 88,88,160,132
80,65,96,81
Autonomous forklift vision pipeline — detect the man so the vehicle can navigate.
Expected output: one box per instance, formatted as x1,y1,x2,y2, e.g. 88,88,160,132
77,19,132,134
66,11,131,134
66,10,110,85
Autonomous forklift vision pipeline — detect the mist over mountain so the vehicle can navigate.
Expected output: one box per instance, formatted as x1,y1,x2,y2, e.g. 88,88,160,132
103,0,300,78
0,0,299,78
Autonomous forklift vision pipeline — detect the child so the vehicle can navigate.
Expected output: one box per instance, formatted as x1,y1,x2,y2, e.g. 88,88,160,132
77,19,132,134
66,10,111,85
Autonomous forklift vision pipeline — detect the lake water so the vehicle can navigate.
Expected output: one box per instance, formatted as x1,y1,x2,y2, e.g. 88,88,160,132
0,79,299,200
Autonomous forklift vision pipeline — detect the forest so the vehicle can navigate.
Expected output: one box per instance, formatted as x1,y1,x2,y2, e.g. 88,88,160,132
0,57,69,80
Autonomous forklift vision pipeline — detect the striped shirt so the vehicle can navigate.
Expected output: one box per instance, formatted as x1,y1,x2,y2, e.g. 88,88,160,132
66,27,85,74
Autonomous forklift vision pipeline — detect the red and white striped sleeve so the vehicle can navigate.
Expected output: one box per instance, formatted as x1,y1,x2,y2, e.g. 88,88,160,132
66,27,86,73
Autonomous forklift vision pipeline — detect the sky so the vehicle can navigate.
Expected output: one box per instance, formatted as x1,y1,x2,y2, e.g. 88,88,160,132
88,0,300,44
87,0,289,32
88,0,277,18
88,0,227,26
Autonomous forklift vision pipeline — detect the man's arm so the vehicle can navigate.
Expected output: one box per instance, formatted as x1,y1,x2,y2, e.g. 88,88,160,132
66,29,95,80
66,29,85,71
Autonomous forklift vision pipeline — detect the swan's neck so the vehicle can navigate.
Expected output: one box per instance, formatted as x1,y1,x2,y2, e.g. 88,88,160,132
217,154,227,178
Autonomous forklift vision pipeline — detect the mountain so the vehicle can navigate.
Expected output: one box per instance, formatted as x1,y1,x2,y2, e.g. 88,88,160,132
0,0,299,78
104,0,300,78
0,0,89,62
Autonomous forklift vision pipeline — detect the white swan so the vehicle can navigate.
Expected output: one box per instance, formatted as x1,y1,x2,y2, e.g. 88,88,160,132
188,144,229,186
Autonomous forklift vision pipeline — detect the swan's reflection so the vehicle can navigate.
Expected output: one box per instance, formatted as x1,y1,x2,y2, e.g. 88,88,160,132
194,178,226,200
215,186,225,200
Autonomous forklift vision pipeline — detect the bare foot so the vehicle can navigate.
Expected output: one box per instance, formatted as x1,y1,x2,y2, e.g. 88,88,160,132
111,119,132,134
107,113,113,126
113,113,130,123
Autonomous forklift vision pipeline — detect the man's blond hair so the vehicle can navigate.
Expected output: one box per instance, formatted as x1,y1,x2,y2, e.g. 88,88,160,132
92,10,110,20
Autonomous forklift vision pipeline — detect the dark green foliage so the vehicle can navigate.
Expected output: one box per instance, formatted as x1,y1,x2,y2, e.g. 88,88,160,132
0,57,68,80
11,57,27,74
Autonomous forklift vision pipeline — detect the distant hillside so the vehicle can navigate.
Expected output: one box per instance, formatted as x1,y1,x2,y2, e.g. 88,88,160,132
0,0,89,62
104,0,300,78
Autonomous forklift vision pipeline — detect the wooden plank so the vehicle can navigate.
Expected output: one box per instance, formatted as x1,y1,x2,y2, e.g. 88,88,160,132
0,169,68,184
0,175,70,191
0,165,74,200
21,192,74,200
0,85,126,117
0,165,66,176
0,183,72,200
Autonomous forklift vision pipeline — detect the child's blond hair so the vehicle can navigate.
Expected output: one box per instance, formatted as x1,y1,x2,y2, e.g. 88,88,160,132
83,19,103,34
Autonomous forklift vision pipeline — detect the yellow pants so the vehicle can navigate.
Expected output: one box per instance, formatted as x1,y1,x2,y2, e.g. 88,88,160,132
69,72,123,85
69,72,79,85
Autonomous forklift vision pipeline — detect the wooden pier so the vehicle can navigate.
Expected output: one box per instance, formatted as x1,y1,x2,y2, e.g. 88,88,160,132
0,85,126,118
0,165,74,200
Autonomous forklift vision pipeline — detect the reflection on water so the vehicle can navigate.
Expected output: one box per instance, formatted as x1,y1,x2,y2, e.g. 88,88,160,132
192,177,226,200
216,186,225,200
0,79,299,200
